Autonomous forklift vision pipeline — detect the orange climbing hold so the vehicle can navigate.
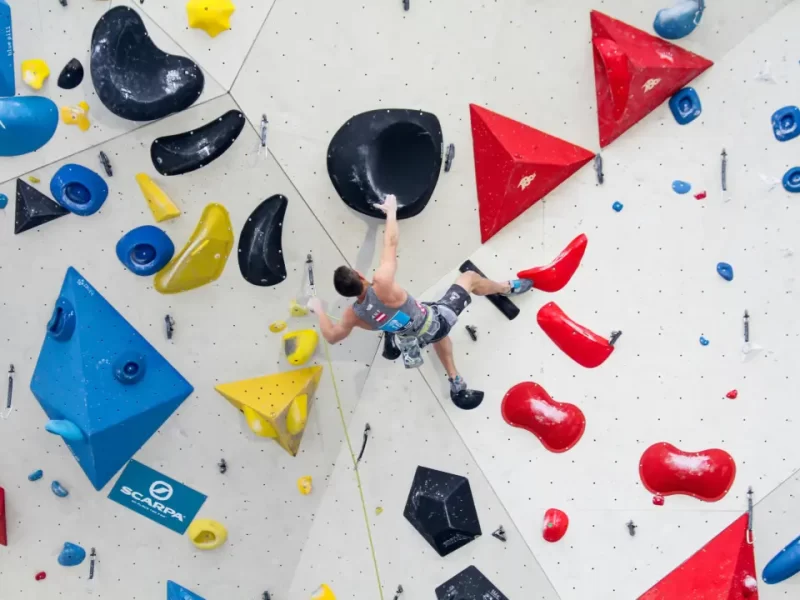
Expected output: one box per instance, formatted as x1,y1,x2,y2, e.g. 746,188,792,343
638,514,757,599
518,234,588,293
591,10,713,148
469,104,595,243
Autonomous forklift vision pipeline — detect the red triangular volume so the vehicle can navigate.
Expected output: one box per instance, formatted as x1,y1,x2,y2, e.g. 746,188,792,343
638,514,759,600
591,10,713,148
470,104,595,243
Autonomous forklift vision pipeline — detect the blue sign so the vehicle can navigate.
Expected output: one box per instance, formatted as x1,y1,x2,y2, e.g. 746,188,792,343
108,460,206,534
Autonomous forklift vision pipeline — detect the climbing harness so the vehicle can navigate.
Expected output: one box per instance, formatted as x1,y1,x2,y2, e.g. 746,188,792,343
99,151,113,177
721,149,727,192
594,154,604,185
746,487,754,544
356,423,371,466
492,525,507,542
2,364,14,420
444,143,455,173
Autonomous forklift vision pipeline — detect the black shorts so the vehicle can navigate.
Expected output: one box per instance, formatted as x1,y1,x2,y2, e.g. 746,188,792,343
424,284,472,344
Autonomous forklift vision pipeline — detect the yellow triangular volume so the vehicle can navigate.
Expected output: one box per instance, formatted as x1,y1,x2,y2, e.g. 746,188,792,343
215,366,323,456
136,173,181,222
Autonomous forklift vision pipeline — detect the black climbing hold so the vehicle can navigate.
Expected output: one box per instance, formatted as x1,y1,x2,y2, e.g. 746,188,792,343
57,58,83,90
90,6,204,121
403,0,410,10
451,388,484,410
435,566,508,600
151,110,245,176
444,143,455,173
14,179,69,235
217,458,227,474
465,325,477,342
459,260,520,321
98,151,113,177
491,525,506,542
165,315,175,340
238,194,287,287
609,330,623,346
327,109,443,220
382,332,401,360
403,466,481,557
627,520,637,536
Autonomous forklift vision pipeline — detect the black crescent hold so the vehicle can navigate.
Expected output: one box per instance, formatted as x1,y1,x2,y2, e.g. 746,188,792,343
238,194,288,287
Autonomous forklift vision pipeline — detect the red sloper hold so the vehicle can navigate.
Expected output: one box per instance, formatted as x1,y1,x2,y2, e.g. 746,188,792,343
518,234,588,292
470,104,595,243
638,514,758,600
0,487,6,546
591,10,714,148
501,382,585,453
542,508,569,543
639,442,736,502
537,302,614,368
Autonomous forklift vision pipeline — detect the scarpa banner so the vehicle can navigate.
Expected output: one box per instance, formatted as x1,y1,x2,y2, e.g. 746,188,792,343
108,460,206,534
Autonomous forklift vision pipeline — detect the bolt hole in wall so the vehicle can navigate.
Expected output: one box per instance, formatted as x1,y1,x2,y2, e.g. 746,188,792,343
2,0,800,599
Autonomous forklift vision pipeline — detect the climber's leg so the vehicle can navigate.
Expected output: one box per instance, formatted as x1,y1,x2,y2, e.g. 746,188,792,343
455,271,533,297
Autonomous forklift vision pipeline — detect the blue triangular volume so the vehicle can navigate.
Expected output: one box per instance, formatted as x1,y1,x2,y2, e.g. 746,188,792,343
30,267,193,491
167,580,205,600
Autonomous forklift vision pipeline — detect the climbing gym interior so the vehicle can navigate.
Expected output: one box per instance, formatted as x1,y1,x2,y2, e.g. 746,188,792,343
1,0,800,598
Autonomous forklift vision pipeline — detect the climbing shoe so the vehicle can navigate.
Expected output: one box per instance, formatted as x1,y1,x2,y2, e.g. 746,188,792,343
502,278,533,296
449,375,467,395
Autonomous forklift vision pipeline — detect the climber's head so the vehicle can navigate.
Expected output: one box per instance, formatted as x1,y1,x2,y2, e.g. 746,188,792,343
333,266,367,298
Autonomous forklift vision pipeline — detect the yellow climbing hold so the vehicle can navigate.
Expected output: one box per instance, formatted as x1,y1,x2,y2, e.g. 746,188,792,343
21,59,50,90
297,475,312,495
283,329,318,366
27,175,40,184
187,519,228,550
286,394,308,435
311,584,336,600
215,366,323,457
60,101,90,131
186,0,235,38
135,173,181,222
375,507,383,516
290,300,309,317
269,320,287,333
155,203,234,294
242,405,278,438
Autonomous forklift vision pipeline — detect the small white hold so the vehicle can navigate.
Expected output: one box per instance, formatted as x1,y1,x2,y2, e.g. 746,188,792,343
780,247,794,258
743,575,758,591
759,173,781,192
754,61,777,84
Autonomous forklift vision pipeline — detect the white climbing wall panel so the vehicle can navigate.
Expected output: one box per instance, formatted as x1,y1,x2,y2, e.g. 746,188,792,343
1,0,799,599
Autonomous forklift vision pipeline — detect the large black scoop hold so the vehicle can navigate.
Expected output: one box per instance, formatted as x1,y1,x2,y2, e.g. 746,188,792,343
238,194,288,287
151,110,245,176
90,6,204,122
435,566,509,600
403,465,481,557
327,109,443,220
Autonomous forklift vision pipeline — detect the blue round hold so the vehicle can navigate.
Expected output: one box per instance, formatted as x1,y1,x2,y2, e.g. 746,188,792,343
0,193,8,209
716,262,734,281
699,336,710,346
672,180,692,194
51,481,69,498
669,87,702,125
58,542,86,567
783,167,800,193
772,106,800,142
612,201,624,212
653,1,704,40
50,164,109,216
116,225,175,276
28,469,43,481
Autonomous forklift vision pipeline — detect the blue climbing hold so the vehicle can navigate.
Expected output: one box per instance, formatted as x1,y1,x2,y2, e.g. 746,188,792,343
612,201,623,212
28,469,43,481
58,542,86,567
672,180,692,194
699,336,709,346
653,0,704,40
772,106,800,142
45,419,85,442
30,267,194,490
0,0,14,97
716,262,734,281
167,580,206,600
783,167,800,193
49,164,109,217
669,87,702,125
51,481,69,497
0,97,59,157
0,193,7,209
116,226,175,276
763,534,800,584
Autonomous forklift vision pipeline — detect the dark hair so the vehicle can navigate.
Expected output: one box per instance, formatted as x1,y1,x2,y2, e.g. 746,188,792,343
333,266,364,297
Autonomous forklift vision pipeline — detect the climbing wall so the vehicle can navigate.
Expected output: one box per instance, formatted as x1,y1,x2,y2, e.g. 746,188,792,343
1,0,800,599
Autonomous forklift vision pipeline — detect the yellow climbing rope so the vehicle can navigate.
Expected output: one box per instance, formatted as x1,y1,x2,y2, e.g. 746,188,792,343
320,336,384,600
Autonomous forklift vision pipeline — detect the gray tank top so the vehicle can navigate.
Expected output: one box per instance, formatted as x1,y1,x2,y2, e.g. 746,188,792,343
352,286,428,334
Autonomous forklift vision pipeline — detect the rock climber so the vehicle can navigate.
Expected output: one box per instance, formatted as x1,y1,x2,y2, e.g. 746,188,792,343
308,194,533,408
